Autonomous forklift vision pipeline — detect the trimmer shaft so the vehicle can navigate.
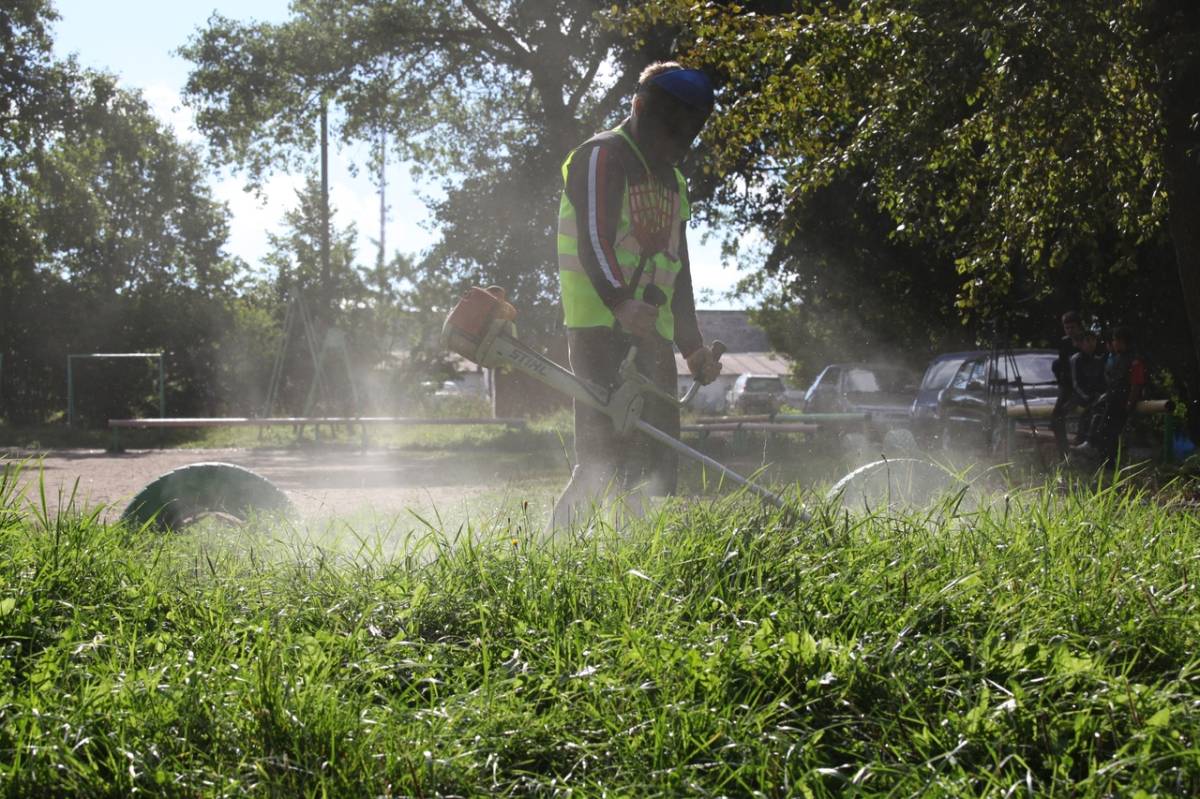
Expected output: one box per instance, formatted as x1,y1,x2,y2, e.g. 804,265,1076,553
443,286,786,508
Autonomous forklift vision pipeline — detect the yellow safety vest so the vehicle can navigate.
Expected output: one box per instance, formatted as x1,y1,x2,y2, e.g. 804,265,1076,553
557,128,690,341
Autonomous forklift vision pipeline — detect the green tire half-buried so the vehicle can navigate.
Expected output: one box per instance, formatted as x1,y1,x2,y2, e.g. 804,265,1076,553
121,462,294,531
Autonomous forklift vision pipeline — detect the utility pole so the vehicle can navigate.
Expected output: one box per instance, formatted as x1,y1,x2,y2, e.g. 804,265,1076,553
319,100,331,319
378,125,387,289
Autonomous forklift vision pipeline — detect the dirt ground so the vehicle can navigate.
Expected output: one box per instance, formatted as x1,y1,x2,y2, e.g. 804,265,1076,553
3,432,976,535
3,446,565,527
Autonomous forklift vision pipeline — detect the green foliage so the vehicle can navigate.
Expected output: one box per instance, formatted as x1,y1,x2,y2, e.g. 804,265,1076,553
263,174,362,307
252,175,464,416
180,0,682,335
3,460,1200,794
0,6,256,423
621,1,1200,400
26,73,233,295
656,2,1162,304
741,170,975,376
0,0,60,153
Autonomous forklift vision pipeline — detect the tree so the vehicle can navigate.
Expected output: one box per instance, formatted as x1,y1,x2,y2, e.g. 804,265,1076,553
741,169,974,377
1,0,60,416
0,4,245,422
180,0,680,336
633,0,1200,416
264,175,362,307
28,73,233,296
0,0,59,154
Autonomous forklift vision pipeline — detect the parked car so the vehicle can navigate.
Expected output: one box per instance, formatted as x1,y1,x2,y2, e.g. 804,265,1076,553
910,350,986,445
419,377,479,400
728,373,788,414
935,349,1059,450
802,363,919,428
433,380,468,398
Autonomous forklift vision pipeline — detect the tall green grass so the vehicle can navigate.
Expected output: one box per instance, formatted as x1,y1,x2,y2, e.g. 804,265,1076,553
1,458,1199,796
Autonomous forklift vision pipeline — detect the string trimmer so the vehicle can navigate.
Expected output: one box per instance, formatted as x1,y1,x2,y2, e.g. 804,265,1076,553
442,286,787,508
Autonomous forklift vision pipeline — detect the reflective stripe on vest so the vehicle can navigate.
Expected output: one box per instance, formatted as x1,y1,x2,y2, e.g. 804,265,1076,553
557,128,691,340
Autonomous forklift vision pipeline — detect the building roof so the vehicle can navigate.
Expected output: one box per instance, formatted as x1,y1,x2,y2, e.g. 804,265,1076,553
674,351,792,378
694,310,771,353
421,309,785,377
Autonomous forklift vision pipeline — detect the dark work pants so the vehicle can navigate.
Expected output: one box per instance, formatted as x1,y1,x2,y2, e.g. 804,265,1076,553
551,327,679,529
1093,390,1131,463
569,327,680,493
1051,389,1074,456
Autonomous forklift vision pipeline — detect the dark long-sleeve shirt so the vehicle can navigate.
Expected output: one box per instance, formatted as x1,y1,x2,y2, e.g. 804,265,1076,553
1069,351,1105,404
1054,335,1080,393
563,123,703,357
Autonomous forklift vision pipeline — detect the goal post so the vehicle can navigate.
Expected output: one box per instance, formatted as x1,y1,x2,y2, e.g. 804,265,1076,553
67,352,165,428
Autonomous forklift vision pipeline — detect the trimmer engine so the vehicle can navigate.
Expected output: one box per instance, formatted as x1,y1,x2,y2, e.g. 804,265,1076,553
442,286,518,367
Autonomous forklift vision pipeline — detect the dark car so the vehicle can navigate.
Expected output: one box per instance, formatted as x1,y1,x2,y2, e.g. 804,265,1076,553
728,373,788,414
936,349,1059,450
803,363,919,428
910,350,986,444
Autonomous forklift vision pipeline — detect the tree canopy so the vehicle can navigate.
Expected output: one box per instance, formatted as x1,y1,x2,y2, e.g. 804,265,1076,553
0,1,249,422
627,0,1200,392
180,0,680,334
7,0,1200,430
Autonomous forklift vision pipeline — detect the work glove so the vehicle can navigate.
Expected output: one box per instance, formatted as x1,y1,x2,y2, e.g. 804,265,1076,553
614,298,658,339
686,344,723,386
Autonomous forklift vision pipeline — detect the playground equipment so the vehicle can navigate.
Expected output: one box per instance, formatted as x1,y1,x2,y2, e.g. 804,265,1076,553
1002,399,1176,460
106,415,526,452
681,412,873,448
121,462,293,532
263,292,362,426
113,287,973,531
111,412,534,531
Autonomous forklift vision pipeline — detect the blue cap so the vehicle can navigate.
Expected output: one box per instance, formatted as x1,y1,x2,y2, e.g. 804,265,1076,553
646,68,714,112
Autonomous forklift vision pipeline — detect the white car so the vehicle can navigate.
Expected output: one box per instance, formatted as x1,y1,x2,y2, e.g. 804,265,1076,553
727,373,787,415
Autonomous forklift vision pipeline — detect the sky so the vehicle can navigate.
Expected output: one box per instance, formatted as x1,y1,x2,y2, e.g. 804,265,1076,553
49,0,751,309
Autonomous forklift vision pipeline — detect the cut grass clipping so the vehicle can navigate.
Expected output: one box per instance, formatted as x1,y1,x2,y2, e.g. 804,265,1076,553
1,458,1199,796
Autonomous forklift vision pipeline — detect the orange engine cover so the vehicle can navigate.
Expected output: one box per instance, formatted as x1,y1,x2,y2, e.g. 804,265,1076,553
442,286,518,364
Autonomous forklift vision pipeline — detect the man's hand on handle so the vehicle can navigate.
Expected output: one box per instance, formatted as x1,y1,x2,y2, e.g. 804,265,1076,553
686,342,724,386
614,298,658,339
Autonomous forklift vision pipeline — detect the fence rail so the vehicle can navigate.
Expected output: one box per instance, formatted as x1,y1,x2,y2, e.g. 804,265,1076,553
107,416,527,451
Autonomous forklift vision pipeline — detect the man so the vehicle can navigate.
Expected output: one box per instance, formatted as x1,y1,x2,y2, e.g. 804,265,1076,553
1051,310,1086,457
1068,330,1106,446
550,62,723,529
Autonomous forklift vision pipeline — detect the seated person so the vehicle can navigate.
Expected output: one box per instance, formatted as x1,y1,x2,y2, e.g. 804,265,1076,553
1073,326,1147,462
